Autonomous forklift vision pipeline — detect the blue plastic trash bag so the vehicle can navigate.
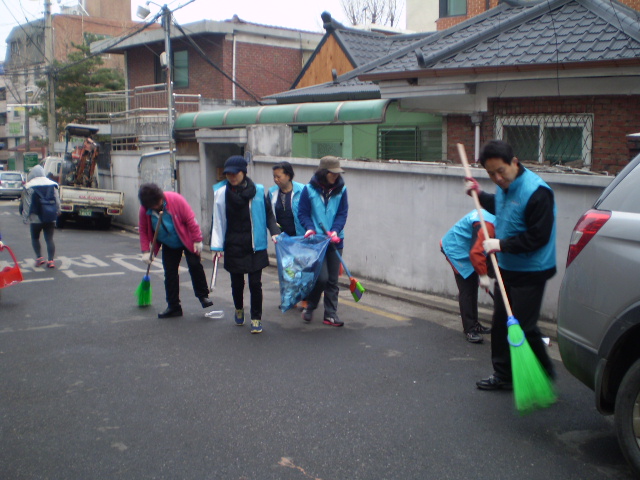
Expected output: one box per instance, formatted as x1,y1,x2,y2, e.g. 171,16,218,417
275,233,331,312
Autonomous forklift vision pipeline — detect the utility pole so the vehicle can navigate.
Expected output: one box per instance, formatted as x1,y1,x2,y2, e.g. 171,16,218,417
44,0,57,156
162,4,176,192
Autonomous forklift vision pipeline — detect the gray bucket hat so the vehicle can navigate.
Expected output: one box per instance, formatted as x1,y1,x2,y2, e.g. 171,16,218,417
317,156,344,173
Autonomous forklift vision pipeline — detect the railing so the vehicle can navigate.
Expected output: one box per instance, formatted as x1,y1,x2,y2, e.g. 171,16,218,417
86,84,200,150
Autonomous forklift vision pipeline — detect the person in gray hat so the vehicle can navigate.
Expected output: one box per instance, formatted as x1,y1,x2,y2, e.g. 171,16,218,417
210,155,280,334
297,156,349,327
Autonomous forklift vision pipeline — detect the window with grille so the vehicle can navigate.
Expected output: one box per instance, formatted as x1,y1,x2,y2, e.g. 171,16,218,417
378,127,442,162
496,115,593,168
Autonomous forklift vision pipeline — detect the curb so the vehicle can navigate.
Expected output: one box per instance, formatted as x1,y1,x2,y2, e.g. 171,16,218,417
266,253,557,340
118,225,558,341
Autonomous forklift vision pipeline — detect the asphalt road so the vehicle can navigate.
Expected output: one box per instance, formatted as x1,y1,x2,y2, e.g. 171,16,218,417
0,200,634,480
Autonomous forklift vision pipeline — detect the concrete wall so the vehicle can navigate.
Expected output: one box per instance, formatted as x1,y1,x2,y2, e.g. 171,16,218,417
249,156,613,321
108,149,614,322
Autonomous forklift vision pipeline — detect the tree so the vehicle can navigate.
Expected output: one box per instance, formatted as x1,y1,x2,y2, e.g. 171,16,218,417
341,0,404,27
33,33,125,136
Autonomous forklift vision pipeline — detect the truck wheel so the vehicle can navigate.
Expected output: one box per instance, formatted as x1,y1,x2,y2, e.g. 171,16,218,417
56,214,66,229
615,358,640,477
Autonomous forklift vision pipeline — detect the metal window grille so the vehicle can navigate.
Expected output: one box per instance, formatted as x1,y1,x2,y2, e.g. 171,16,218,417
495,114,593,168
378,127,442,162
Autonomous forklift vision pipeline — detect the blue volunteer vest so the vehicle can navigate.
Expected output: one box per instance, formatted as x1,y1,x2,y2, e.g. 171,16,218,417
268,181,305,236
306,185,346,238
442,209,496,279
210,180,268,252
494,168,556,271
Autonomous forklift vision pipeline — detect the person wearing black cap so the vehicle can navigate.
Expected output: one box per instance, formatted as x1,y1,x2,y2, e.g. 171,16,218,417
297,156,349,327
210,155,280,334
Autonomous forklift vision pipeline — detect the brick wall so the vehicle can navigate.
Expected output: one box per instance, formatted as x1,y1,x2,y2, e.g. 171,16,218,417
436,0,500,30
126,36,303,103
436,0,638,30
445,95,640,173
53,15,146,71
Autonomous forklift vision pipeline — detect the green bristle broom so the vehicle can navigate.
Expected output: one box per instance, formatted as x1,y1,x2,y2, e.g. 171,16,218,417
457,144,556,414
135,211,163,307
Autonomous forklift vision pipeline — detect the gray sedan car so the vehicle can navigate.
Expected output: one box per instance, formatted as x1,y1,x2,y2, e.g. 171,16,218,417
557,152,640,477
0,171,24,199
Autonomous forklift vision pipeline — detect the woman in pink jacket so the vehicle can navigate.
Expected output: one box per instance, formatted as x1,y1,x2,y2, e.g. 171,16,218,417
138,183,212,318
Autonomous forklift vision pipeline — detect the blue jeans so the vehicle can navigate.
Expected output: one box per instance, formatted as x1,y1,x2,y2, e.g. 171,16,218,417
30,222,55,260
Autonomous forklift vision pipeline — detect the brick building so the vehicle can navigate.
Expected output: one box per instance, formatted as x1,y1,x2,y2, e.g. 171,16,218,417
94,16,322,104
2,0,143,167
357,0,640,174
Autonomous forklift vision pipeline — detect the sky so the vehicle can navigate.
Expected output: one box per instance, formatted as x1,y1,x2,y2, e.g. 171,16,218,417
0,0,403,62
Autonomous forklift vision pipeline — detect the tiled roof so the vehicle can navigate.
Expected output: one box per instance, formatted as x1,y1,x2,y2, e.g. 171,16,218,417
360,0,640,77
266,74,380,103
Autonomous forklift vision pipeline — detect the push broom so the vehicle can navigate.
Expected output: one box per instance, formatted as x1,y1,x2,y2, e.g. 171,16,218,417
319,225,365,302
135,210,163,307
457,143,556,414
334,248,365,302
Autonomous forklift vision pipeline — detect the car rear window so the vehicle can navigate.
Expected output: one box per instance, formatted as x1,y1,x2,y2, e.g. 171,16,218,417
1,173,22,181
598,162,640,214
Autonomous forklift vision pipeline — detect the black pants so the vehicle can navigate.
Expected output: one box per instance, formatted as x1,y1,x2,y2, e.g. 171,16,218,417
230,270,263,320
161,245,209,308
30,222,55,261
490,280,555,381
453,271,479,333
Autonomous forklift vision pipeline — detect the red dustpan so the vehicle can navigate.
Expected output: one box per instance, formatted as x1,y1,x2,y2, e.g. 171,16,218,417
0,245,24,289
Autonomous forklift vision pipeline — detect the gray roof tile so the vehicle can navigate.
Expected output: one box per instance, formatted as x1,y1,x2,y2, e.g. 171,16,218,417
359,0,640,76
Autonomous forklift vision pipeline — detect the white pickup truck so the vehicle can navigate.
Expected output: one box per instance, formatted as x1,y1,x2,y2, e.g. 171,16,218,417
42,155,124,229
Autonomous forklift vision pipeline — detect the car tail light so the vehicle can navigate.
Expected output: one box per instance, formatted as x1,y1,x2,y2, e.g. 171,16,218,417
566,209,611,267
60,204,73,212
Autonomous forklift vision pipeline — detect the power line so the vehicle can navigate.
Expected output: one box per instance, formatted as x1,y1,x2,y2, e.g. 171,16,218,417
0,0,48,62
56,14,163,74
171,19,263,104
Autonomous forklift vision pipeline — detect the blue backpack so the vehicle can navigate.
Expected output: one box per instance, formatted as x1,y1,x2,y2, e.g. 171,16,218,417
31,186,58,223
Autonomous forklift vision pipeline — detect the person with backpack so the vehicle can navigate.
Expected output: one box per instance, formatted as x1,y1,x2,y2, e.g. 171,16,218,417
19,165,61,268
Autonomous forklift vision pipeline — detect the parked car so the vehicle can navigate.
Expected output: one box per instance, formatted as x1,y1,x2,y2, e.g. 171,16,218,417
557,152,640,477
0,171,25,199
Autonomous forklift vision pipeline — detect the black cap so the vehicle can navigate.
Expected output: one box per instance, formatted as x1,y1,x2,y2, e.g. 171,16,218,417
223,155,248,174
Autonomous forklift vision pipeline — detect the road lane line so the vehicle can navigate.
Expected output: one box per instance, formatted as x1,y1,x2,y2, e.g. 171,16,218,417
341,297,410,322
21,278,55,283
61,271,126,279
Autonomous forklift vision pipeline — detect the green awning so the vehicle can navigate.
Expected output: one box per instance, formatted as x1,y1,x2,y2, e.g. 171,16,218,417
174,99,392,132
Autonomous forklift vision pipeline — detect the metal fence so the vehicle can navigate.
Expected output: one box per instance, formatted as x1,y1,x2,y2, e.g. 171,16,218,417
86,84,200,150
495,114,594,168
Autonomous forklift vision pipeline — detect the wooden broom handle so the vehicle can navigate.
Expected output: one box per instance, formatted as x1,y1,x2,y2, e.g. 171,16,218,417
456,143,514,318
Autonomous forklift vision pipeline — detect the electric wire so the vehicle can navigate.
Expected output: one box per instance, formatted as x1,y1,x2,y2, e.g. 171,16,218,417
171,19,263,104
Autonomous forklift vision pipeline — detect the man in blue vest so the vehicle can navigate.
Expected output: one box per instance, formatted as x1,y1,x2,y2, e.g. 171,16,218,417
466,140,556,390
441,209,496,344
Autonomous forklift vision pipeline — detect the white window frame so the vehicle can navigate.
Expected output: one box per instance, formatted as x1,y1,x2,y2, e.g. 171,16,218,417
495,114,594,168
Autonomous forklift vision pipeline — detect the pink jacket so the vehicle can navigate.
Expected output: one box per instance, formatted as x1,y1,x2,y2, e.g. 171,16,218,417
138,191,203,254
